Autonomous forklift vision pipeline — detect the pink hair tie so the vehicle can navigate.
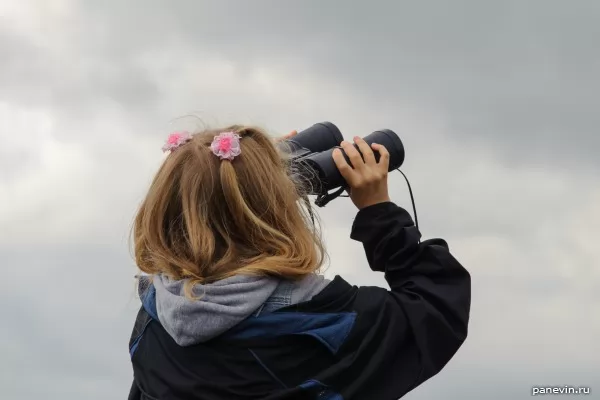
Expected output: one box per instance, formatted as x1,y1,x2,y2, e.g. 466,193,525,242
211,131,241,161
162,131,192,153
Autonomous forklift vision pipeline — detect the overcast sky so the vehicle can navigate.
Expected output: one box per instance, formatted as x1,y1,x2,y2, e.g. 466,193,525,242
1,1,599,399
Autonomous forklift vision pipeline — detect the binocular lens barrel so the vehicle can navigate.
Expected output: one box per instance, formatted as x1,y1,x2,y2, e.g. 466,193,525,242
279,122,405,194
279,122,344,155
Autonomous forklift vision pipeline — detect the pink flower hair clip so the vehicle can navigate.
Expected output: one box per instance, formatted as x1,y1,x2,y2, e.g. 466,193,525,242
162,131,192,153
211,131,242,161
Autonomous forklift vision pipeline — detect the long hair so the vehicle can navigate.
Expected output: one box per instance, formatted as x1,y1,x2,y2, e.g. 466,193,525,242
133,125,325,297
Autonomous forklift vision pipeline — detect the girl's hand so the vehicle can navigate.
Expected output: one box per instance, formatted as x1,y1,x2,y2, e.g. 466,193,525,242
274,130,298,143
332,136,391,210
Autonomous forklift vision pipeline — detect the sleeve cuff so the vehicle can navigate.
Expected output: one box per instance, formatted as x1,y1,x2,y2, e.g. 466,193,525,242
351,201,416,242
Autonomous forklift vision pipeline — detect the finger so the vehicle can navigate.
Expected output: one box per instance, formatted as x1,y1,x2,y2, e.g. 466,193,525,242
284,130,298,139
353,136,376,166
274,130,298,143
332,148,357,182
340,141,365,171
371,143,390,171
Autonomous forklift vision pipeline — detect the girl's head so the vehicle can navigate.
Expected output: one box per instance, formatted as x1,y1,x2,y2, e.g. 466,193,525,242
133,125,325,292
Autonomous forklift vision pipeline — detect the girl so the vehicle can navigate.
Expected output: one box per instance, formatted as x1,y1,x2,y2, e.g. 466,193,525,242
128,125,471,400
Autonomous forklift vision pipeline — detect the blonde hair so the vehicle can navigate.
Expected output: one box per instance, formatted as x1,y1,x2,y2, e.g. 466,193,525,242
133,125,325,296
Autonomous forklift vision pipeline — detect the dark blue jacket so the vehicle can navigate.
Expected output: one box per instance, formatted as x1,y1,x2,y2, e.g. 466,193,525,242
128,202,471,399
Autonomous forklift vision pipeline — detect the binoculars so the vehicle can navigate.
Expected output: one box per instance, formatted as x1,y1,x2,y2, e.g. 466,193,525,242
277,122,405,207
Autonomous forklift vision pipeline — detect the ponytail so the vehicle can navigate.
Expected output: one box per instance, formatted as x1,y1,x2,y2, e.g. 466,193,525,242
219,160,294,248
133,125,326,296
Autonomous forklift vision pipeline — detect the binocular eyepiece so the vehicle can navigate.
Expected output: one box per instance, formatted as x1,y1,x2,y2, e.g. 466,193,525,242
277,122,405,206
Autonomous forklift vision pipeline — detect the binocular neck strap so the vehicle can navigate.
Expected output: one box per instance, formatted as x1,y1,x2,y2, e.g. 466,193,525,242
314,187,347,208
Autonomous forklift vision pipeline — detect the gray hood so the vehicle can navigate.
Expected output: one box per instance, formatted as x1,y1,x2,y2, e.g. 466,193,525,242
142,273,330,347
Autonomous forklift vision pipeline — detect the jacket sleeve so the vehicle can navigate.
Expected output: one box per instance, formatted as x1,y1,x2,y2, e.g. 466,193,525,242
350,201,471,386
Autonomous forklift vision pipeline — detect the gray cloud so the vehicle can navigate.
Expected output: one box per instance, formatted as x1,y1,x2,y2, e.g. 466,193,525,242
5,0,600,169
73,0,600,169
